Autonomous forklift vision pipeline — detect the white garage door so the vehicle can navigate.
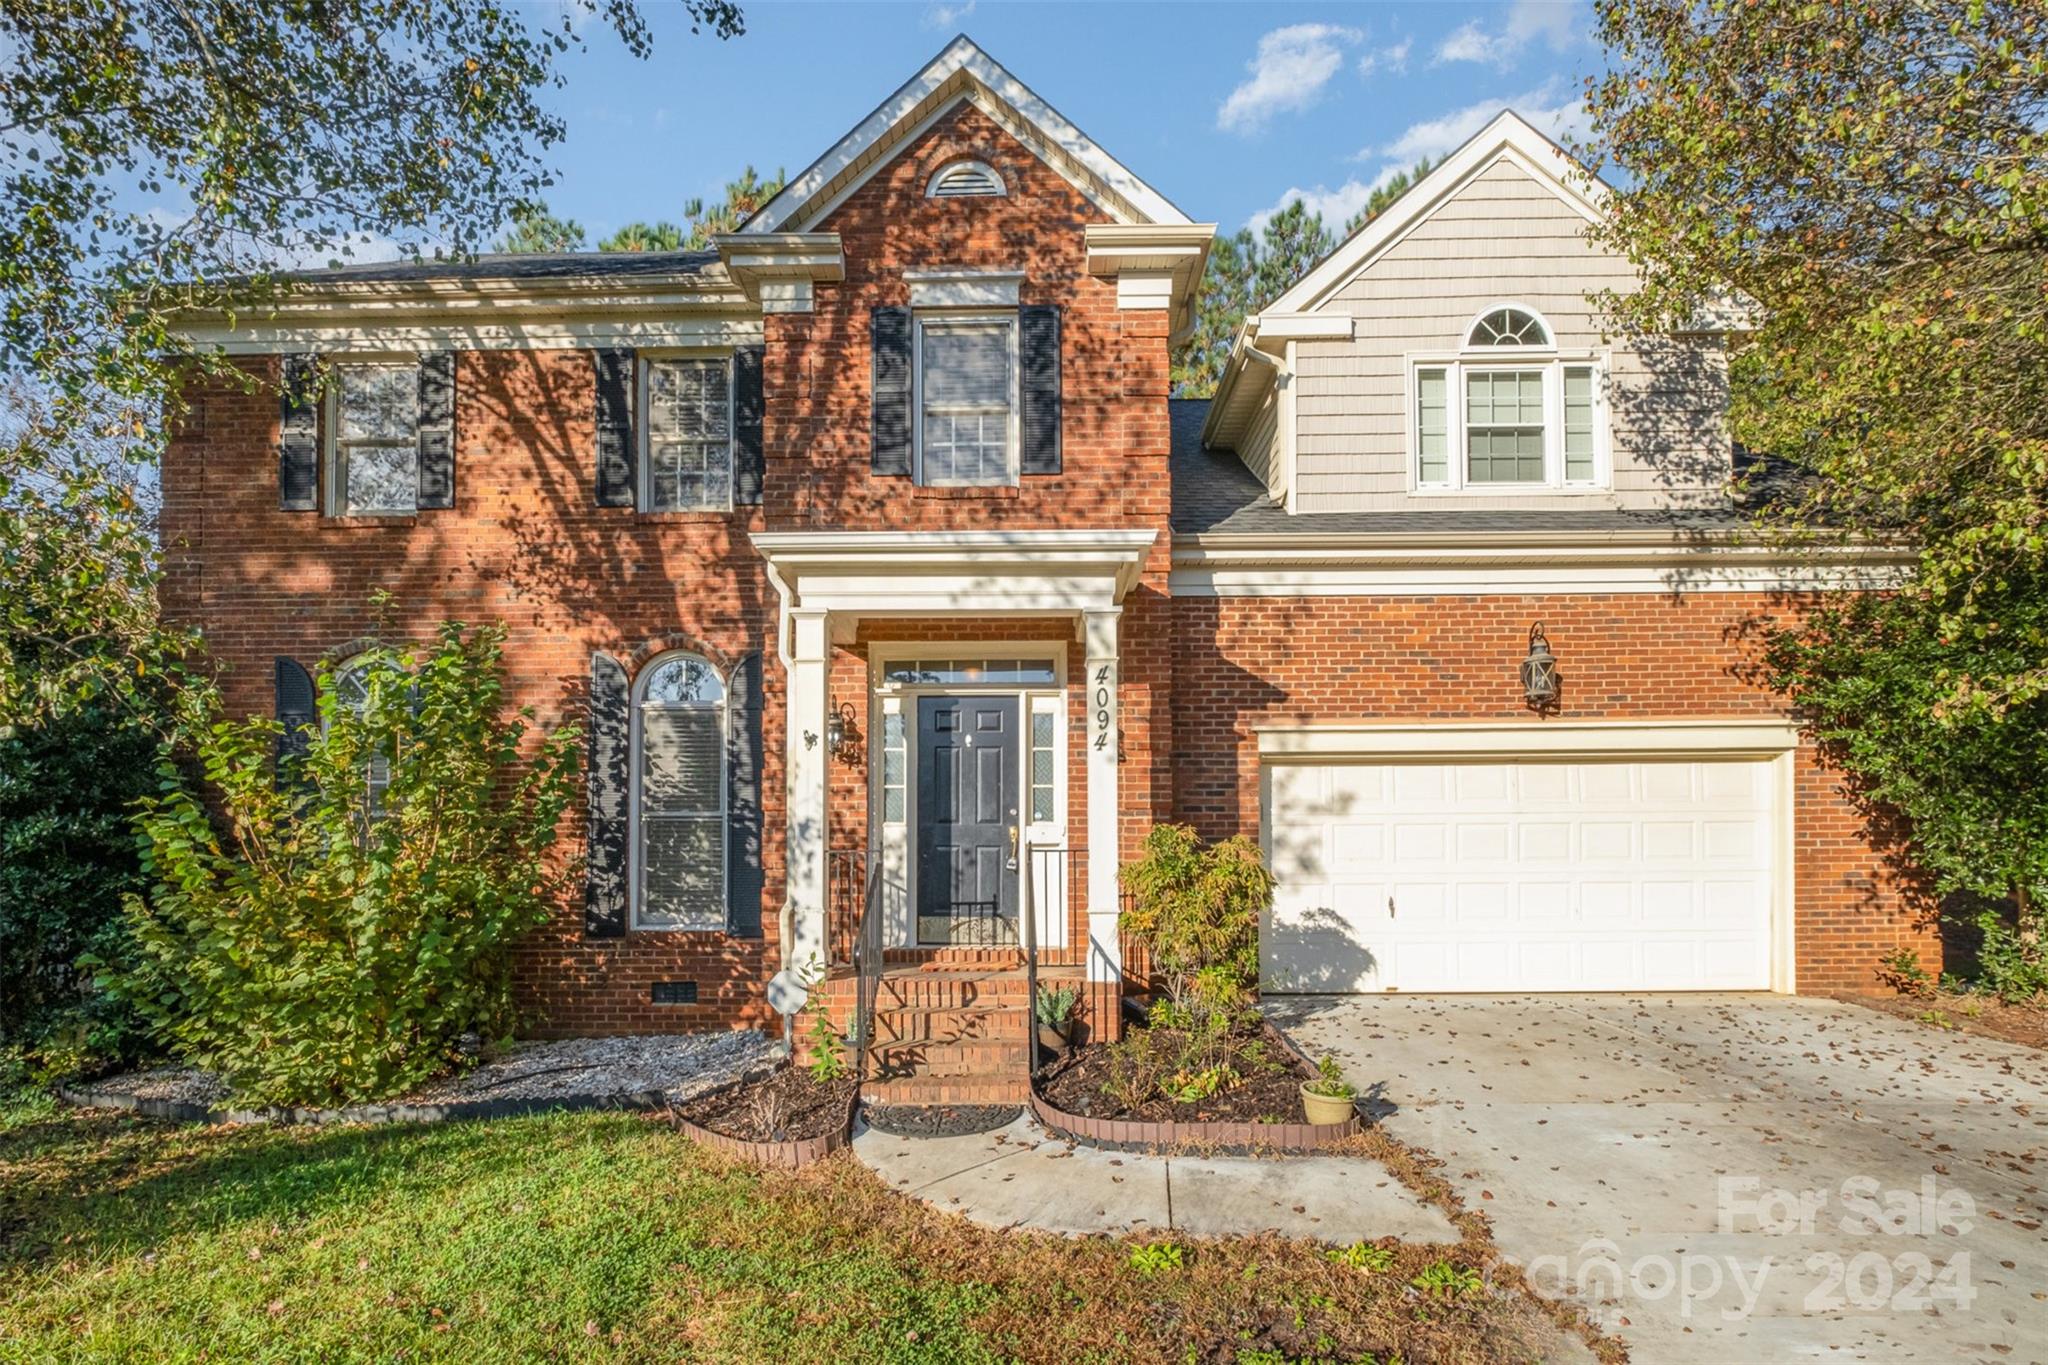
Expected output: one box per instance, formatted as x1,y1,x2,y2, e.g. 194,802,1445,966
1263,758,1775,993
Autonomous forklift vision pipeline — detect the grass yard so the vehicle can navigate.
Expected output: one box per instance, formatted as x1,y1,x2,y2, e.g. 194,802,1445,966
0,1090,1594,1364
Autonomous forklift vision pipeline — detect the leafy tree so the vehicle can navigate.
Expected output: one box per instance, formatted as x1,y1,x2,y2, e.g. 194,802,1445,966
599,220,685,252
0,0,745,728
1119,823,1271,1001
115,623,581,1106
0,704,157,1064
1585,0,2048,981
494,203,589,253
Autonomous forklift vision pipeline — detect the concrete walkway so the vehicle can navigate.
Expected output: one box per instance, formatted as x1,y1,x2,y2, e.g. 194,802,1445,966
1271,993,2048,1365
851,1112,1457,1244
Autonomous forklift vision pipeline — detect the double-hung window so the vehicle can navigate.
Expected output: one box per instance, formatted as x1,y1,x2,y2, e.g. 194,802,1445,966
329,360,420,515
1413,306,1606,492
642,356,734,512
916,315,1016,486
632,653,727,930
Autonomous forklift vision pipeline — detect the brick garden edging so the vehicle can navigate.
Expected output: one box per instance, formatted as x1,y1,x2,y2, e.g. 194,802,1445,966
56,1082,675,1129
1026,1089,1360,1154
668,1085,858,1170
1026,1015,1362,1154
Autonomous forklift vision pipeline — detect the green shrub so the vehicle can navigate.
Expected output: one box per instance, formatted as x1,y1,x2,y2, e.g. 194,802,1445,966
0,704,158,1076
1967,905,2048,1004
1411,1260,1483,1299
112,622,578,1107
1118,823,1271,1022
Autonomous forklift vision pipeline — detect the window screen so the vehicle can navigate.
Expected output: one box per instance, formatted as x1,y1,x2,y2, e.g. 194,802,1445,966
646,358,733,511
1464,369,1547,483
335,363,419,514
1563,365,1596,483
636,655,726,930
920,320,1013,485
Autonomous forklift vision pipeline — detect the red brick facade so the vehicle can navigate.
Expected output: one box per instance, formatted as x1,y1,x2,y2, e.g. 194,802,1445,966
159,82,1928,1042
1170,593,1938,992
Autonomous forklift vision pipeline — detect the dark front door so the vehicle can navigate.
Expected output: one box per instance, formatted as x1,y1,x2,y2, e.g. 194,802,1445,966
916,695,1019,945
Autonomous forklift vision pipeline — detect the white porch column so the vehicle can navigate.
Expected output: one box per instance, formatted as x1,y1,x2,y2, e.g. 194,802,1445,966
784,607,830,974
1082,606,1122,984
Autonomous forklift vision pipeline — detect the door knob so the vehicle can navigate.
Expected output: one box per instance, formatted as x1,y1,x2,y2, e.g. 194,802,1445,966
1006,824,1019,870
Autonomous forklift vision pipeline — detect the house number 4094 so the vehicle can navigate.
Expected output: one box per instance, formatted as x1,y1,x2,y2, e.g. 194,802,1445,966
1092,664,1115,752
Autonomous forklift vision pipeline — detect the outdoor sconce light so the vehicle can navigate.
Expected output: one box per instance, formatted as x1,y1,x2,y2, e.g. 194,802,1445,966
826,701,863,766
1521,623,1560,710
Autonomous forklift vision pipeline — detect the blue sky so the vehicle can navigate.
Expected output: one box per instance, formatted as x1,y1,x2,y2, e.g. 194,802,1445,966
532,0,1603,242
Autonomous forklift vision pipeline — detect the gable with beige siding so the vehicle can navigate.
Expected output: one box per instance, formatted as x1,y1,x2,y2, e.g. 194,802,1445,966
1289,155,1731,514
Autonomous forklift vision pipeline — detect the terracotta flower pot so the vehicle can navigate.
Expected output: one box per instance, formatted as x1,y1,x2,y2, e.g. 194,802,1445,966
1300,1084,1356,1126
1037,1022,1071,1054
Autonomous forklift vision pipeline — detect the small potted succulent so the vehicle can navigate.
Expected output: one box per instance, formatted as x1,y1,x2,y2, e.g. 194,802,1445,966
1300,1055,1357,1125
1034,983,1080,1056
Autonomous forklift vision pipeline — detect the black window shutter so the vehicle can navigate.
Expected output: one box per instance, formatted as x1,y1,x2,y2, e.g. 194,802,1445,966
871,307,912,476
585,651,630,938
416,351,456,509
273,656,317,782
733,344,765,506
1020,305,1062,475
278,354,320,511
593,348,637,508
725,651,765,937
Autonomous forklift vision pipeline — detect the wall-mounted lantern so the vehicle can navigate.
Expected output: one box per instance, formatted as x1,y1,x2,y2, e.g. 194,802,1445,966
826,701,864,767
1521,623,1560,711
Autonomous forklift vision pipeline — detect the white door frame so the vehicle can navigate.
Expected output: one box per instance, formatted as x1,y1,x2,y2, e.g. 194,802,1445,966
1256,719,1800,994
868,642,1071,949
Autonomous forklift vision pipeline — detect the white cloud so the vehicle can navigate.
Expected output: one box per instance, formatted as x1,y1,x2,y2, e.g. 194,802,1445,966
1357,37,1412,78
924,0,975,29
1246,162,1408,235
1374,81,1590,164
1433,0,1580,68
1217,23,1361,134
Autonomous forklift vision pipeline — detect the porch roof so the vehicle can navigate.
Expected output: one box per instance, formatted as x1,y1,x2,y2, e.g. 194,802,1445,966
750,529,1154,633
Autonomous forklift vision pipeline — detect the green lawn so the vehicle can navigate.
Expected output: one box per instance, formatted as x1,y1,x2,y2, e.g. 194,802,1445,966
0,1094,1588,1364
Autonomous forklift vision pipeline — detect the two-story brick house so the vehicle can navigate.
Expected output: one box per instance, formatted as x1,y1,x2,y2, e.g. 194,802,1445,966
164,38,1933,1099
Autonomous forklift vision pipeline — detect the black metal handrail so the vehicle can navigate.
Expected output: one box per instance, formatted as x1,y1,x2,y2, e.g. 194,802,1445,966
1020,839,1040,1077
850,850,885,1084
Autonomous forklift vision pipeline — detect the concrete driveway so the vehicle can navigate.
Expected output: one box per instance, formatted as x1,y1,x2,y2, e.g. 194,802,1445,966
1270,994,2047,1365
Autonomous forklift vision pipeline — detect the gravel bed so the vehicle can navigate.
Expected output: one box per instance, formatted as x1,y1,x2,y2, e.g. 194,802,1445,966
406,1031,775,1104
73,1031,777,1114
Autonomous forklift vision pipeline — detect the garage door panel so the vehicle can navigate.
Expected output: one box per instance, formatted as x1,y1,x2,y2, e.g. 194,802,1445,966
1264,756,1775,993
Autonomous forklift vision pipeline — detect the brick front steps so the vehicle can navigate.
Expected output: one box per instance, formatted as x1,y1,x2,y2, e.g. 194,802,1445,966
809,959,1081,1100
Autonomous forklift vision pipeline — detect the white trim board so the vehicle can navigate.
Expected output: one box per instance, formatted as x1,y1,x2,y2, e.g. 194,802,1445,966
181,315,764,355
1257,719,1801,762
1170,534,1914,597
742,37,1189,233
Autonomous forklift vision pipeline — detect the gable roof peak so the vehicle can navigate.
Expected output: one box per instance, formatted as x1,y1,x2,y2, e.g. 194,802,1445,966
740,35,1188,234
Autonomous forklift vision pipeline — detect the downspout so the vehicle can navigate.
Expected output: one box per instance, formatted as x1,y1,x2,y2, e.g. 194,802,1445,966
760,554,799,975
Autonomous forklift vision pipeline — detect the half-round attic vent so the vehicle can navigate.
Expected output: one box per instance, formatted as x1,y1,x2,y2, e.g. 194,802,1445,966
927,160,1005,199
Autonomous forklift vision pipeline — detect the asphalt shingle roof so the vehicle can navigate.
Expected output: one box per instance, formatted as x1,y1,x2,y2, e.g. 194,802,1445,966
277,250,720,286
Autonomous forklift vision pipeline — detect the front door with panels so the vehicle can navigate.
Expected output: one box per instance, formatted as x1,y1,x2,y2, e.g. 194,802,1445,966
915,695,1020,945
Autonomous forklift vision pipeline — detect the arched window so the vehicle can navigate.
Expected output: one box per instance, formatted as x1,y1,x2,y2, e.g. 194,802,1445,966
331,654,393,814
1412,304,1605,491
926,159,1005,199
632,653,727,930
1465,305,1552,348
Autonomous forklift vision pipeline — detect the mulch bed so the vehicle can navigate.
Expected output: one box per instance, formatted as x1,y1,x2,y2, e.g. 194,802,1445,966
671,1068,857,1143
861,1103,1022,1138
1837,988,2048,1050
1035,1017,1318,1124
